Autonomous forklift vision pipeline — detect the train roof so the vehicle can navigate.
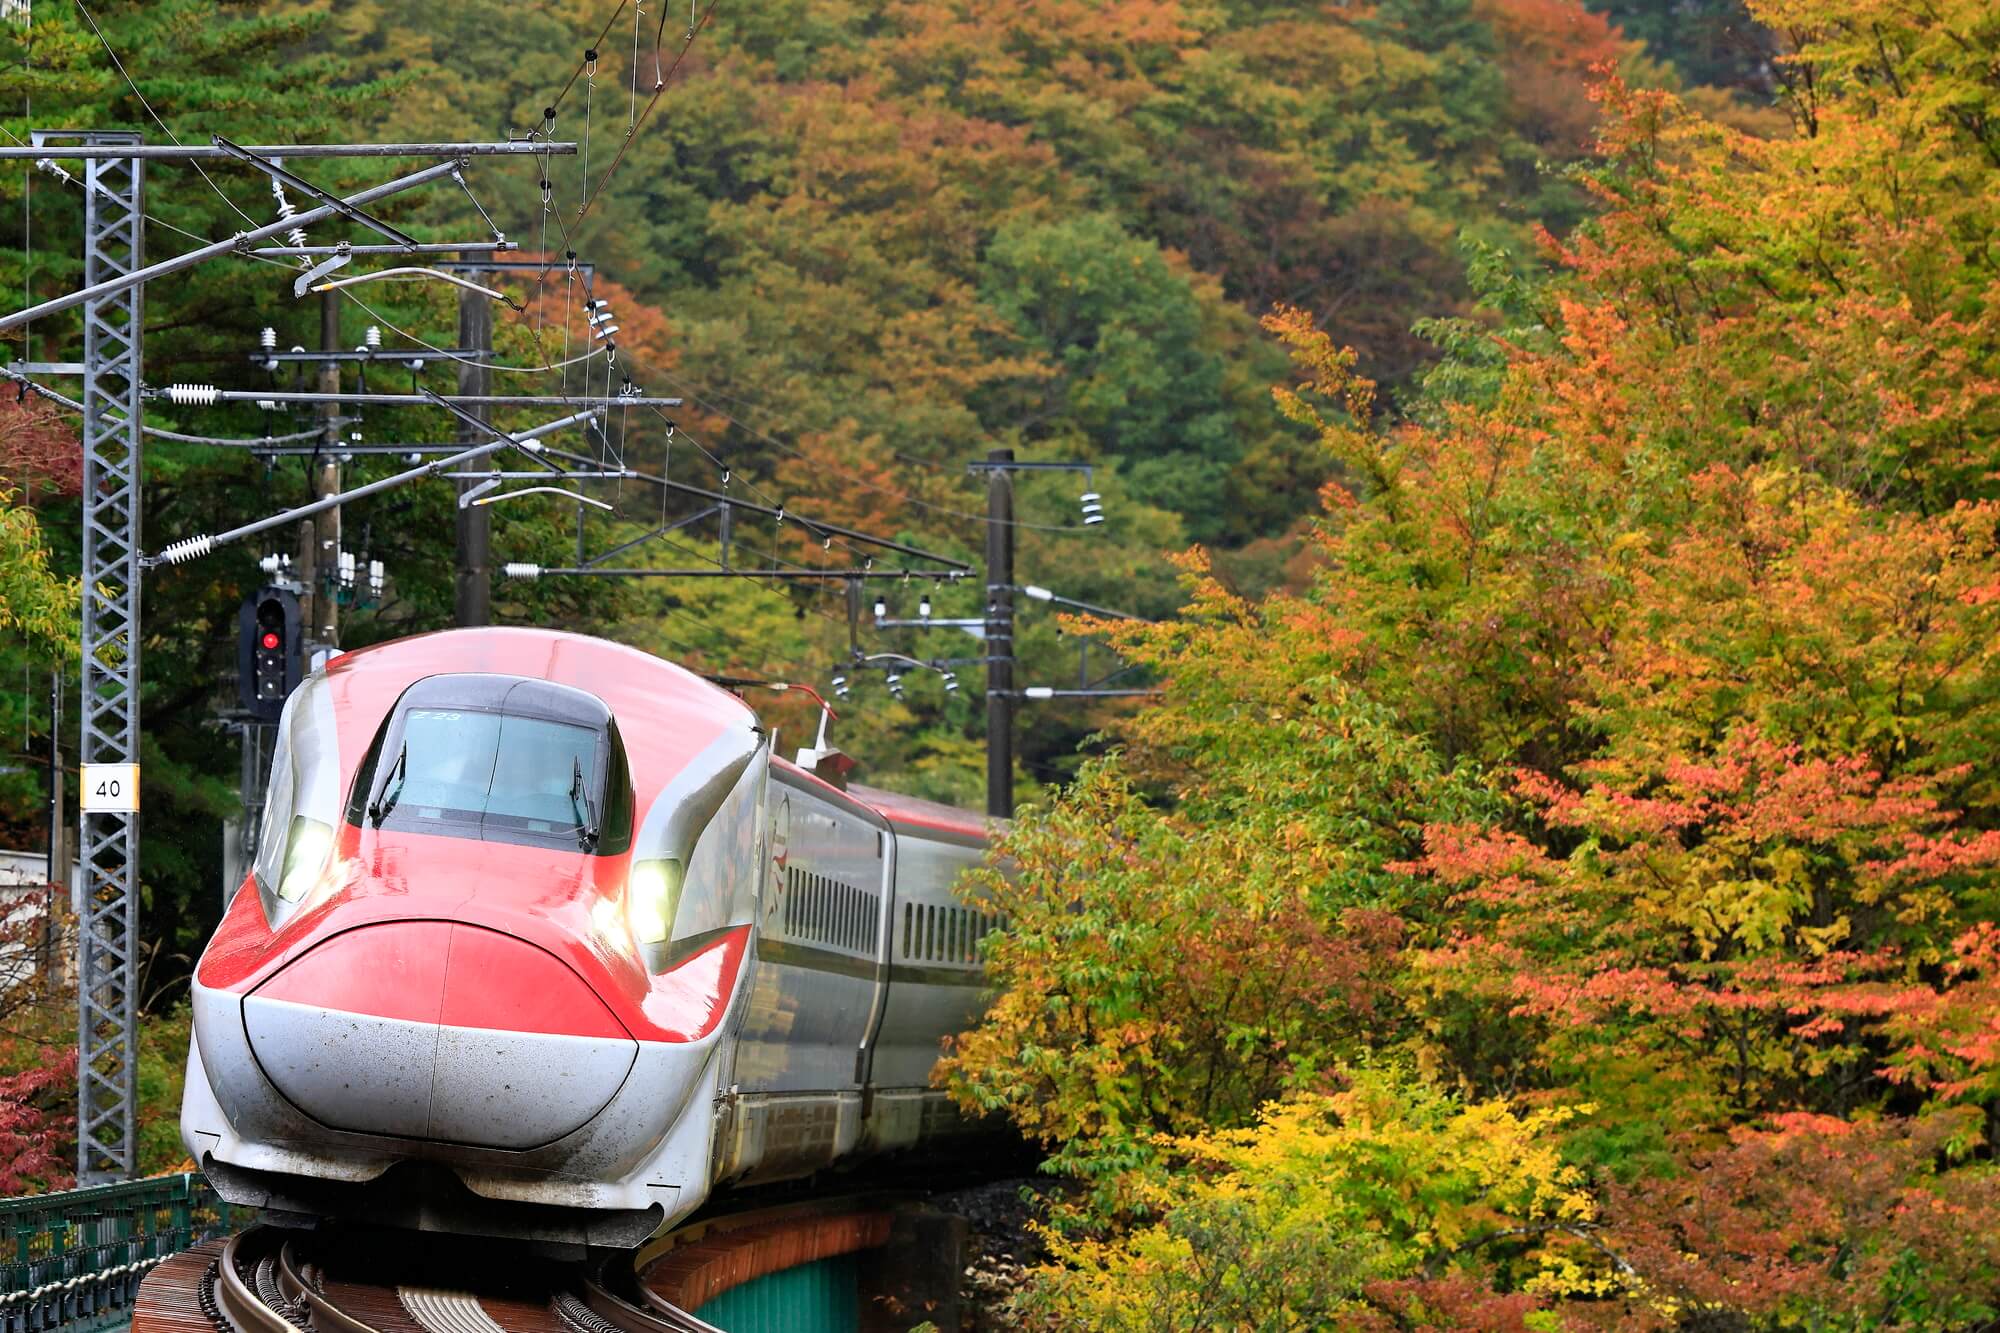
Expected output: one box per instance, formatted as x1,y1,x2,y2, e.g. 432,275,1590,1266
325,630,991,846
849,782,993,846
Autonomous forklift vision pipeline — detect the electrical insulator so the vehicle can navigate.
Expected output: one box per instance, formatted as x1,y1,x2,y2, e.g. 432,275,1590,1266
919,593,932,618
364,325,382,349
942,671,959,693
337,551,357,590
873,596,888,620
1080,491,1104,525
260,327,277,351
830,672,849,698
164,383,220,406
368,560,385,598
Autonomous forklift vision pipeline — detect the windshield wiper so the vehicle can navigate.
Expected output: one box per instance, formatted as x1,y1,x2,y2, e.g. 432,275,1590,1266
368,742,408,827
570,757,600,851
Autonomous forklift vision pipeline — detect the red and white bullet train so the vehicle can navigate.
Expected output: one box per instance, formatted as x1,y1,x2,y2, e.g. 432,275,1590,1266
181,628,1000,1247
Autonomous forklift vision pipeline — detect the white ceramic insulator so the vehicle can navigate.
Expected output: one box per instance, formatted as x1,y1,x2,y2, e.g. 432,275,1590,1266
260,327,277,350
503,562,542,579
158,535,214,566
364,325,382,348
164,383,219,405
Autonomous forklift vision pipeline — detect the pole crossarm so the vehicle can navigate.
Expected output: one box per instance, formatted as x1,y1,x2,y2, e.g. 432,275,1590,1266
248,348,487,364
252,241,516,258
505,565,974,581
0,158,466,332
0,140,578,159
153,389,664,406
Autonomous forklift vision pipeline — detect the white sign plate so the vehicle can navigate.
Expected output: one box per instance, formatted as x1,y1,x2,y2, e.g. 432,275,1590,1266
81,764,140,813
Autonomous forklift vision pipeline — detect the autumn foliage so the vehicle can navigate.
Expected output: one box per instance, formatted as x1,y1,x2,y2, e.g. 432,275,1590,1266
945,0,2000,1324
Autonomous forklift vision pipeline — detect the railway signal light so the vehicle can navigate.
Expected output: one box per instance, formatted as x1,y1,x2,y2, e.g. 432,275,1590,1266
239,586,303,721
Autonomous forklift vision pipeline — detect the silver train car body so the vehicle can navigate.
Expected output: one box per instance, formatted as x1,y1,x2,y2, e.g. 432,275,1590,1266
180,629,999,1246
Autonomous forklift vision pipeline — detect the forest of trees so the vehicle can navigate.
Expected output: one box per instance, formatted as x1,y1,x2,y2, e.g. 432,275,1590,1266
2,0,1997,1326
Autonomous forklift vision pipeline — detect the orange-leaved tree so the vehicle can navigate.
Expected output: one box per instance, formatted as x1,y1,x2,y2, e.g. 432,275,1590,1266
945,0,2000,1321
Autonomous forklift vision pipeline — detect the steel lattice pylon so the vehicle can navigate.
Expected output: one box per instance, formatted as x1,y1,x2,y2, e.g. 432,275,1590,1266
74,132,144,1183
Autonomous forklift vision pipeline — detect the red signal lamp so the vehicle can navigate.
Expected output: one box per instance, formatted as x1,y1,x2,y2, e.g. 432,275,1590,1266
261,631,281,650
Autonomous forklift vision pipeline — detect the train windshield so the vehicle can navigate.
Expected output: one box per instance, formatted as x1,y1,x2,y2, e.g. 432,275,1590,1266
350,674,632,853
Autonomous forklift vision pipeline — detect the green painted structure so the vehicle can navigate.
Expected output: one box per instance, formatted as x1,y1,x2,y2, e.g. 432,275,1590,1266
1,1172,242,1333
690,1253,861,1332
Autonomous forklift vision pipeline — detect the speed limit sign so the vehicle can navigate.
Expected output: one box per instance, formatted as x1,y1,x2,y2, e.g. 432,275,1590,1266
81,764,141,813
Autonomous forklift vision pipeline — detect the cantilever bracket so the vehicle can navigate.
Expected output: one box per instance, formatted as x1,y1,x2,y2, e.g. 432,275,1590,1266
212,136,423,250
293,244,351,298
457,476,502,510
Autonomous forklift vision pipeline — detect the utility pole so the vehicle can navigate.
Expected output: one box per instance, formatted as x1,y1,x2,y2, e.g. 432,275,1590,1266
985,447,1015,819
311,290,340,645
455,252,493,626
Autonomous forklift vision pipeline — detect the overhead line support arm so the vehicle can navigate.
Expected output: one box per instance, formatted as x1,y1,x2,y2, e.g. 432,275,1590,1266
0,158,465,332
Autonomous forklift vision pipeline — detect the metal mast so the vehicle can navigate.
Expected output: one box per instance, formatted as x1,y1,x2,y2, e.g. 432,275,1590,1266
984,447,1015,819
73,131,145,1184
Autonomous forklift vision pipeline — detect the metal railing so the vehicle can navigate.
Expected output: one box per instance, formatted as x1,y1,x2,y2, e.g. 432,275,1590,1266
1,1172,241,1333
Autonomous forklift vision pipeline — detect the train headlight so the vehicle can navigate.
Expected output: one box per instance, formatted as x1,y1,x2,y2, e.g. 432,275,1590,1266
628,857,685,944
276,816,334,903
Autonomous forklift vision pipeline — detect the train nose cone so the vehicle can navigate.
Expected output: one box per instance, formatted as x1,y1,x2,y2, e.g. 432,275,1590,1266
242,921,636,1151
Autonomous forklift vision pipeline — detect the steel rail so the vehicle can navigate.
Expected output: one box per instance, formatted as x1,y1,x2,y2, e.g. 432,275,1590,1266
278,1240,380,1333
215,1233,306,1333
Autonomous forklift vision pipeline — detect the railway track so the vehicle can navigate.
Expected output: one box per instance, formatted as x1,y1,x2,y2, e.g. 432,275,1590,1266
132,1226,729,1333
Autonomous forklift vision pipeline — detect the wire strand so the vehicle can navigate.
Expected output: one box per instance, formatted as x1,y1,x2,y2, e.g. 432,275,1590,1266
71,0,259,229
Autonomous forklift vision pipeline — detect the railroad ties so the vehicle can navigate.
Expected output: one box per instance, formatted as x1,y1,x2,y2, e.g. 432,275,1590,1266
129,1201,926,1333
126,1227,722,1333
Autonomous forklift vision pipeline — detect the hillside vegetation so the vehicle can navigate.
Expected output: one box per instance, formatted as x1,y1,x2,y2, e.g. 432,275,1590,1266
941,0,2000,1324
2,4,1995,1327
0,0,1659,975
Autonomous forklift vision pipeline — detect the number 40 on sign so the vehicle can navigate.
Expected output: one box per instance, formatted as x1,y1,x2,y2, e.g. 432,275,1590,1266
81,764,141,812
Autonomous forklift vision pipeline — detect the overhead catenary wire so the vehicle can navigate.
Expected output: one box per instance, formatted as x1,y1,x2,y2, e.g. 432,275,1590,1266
625,353,1097,534
0,368,352,447
71,0,259,229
